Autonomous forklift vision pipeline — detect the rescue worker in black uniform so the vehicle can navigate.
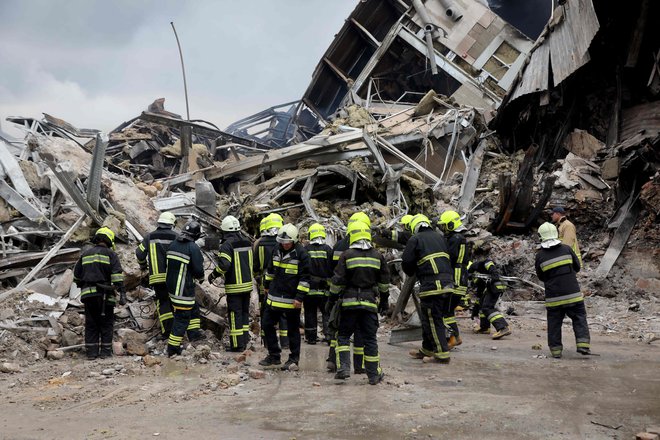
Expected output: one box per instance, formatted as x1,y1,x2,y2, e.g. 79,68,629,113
468,243,512,339
135,211,178,339
375,214,413,246
208,215,254,352
326,211,370,373
165,220,205,356
437,210,470,348
73,227,126,359
303,223,333,344
329,220,390,385
259,224,311,371
253,213,289,348
402,214,454,364
535,222,591,358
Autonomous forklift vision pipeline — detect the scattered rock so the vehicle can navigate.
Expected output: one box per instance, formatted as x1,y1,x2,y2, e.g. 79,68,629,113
47,350,65,360
0,363,21,373
126,340,148,356
113,341,125,356
248,368,266,379
226,364,240,373
491,346,498,350
312,382,321,387
421,403,435,409
636,433,659,440
61,329,81,347
532,344,542,350
234,353,247,363
102,368,115,376
217,374,241,388
88,371,101,378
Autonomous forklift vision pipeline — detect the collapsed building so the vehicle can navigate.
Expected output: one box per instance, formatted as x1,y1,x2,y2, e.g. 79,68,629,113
0,0,658,362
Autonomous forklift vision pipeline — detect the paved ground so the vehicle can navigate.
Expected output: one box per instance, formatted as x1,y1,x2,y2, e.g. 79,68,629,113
1,315,659,440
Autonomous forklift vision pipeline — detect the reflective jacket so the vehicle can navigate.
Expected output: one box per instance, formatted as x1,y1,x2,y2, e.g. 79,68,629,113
330,247,390,312
73,244,124,302
468,258,506,297
212,232,253,294
253,235,277,294
446,231,469,295
331,235,349,271
304,242,333,296
264,243,310,309
535,243,582,308
166,237,205,307
135,226,178,285
401,227,453,298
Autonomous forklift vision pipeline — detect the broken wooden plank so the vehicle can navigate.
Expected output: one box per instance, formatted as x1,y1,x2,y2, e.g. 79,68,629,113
458,138,487,213
595,200,640,279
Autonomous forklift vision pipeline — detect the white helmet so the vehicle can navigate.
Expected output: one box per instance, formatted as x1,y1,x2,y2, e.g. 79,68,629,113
276,223,298,243
158,212,176,226
221,215,241,232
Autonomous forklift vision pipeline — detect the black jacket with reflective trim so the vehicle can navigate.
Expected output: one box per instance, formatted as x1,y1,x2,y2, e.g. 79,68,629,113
264,243,311,304
446,231,469,290
304,242,333,291
402,227,453,294
535,243,581,302
253,235,277,275
73,244,124,300
213,232,254,294
135,226,178,285
331,236,349,271
469,258,505,296
166,237,205,303
330,247,390,310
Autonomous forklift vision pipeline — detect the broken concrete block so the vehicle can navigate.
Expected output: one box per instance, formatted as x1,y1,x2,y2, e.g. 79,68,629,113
195,181,216,211
601,157,619,180
143,355,161,367
636,433,659,440
0,362,21,373
234,353,247,363
217,373,241,388
52,269,74,297
563,129,604,159
68,313,84,327
24,278,55,297
47,350,65,360
226,364,240,373
113,341,125,356
248,368,266,379
61,329,81,347
117,328,148,355
101,368,115,376
126,340,148,356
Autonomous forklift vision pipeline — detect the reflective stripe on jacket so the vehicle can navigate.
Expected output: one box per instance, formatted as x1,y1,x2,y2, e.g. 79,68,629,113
535,243,582,308
213,232,253,294
446,231,469,294
135,226,178,285
166,238,204,307
330,247,390,311
264,243,310,309
73,244,124,301
401,227,453,297
305,242,333,295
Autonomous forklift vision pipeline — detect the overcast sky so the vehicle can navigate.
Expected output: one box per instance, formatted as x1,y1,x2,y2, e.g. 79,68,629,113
0,1,357,135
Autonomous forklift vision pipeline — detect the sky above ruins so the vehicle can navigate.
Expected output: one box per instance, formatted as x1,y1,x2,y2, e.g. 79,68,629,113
0,0,356,135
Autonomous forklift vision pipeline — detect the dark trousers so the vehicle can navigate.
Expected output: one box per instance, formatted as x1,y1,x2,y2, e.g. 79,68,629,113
443,293,462,337
168,303,202,354
259,291,289,346
479,290,508,331
336,309,380,379
303,294,329,342
420,295,450,360
547,301,590,356
263,306,301,362
154,284,173,338
83,296,115,357
227,293,251,350
328,326,365,372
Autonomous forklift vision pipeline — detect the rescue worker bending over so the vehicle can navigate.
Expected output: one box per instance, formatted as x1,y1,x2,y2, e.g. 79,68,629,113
376,214,413,246
260,224,311,371
135,211,178,339
208,215,253,352
535,222,590,358
329,220,389,385
468,243,511,339
253,213,289,348
327,211,370,373
303,223,333,344
165,220,205,356
73,227,126,360
402,214,454,364
437,210,469,348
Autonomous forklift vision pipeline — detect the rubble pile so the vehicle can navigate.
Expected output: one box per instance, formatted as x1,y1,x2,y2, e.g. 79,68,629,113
1,0,659,368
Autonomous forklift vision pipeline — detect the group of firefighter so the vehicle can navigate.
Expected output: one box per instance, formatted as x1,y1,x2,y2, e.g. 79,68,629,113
73,206,590,385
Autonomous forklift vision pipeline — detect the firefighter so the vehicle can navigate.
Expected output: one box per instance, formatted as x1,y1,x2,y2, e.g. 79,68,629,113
259,224,311,371
73,227,126,359
376,214,413,246
303,223,333,344
535,222,590,358
165,220,205,356
437,210,469,348
329,220,389,385
135,211,178,339
402,214,453,364
551,206,582,268
326,211,369,374
208,215,254,352
468,243,512,339
253,213,289,348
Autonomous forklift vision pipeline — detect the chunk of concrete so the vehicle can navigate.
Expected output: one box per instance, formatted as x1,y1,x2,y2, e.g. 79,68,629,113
47,350,65,360
0,363,21,373
248,368,266,379
636,433,659,440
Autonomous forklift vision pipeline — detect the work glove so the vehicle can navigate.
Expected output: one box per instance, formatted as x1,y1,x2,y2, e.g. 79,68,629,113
118,289,128,306
378,293,389,316
207,271,218,284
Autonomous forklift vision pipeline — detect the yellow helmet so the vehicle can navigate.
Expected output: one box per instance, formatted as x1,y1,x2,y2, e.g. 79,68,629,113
347,220,371,244
538,222,559,242
264,213,284,230
308,223,326,240
94,227,116,249
348,212,371,228
259,217,269,233
438,210,462,232
409,214,431,234
399,214,414,229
